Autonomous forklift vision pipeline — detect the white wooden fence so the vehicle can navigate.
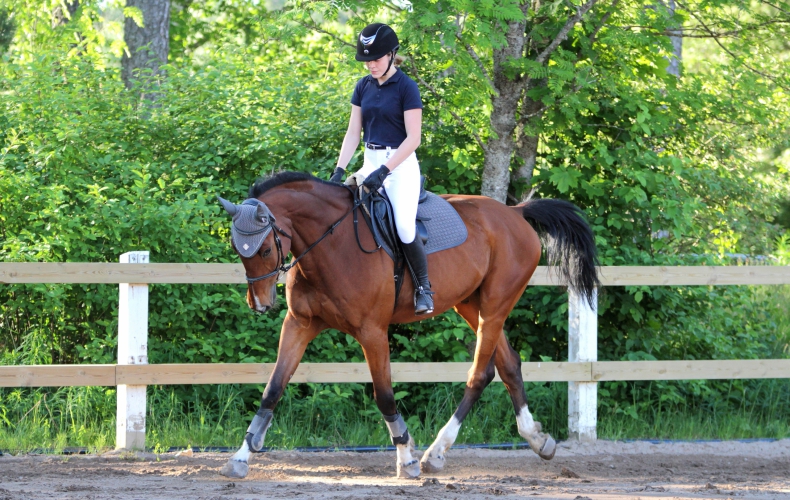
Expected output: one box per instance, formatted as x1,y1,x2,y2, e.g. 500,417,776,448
2,255,790,449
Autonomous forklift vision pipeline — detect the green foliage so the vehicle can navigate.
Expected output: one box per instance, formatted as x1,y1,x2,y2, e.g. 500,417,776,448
0,6,14,53
1,0,789,450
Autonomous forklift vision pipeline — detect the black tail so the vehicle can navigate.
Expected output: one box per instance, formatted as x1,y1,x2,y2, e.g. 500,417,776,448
518,198,601,307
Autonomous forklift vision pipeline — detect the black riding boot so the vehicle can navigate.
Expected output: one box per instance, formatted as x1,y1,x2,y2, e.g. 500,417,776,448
402,236,435,315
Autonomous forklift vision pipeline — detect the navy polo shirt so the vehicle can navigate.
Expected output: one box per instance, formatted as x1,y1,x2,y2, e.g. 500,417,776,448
351,68,423,148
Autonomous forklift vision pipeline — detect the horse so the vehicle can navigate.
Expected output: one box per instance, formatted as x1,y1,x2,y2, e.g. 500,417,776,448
217,171,599,479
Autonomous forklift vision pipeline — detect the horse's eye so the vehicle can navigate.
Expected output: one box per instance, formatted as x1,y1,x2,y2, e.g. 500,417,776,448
262,248,272,257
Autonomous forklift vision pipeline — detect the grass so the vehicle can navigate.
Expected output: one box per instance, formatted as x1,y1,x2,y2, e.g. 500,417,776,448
3,284,789,455
2,378,789,454
600,408,790,441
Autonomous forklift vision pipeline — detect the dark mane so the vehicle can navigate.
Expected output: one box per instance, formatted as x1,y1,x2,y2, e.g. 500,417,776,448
248,171,335,199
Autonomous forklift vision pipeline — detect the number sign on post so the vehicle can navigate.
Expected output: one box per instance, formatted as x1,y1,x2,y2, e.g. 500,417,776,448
568,287,598,442
116,251,149,450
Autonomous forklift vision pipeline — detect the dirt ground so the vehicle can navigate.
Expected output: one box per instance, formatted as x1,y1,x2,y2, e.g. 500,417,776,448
1,439,788,499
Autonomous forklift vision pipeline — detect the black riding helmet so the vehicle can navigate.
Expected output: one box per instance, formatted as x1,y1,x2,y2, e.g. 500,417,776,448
356,23,400,61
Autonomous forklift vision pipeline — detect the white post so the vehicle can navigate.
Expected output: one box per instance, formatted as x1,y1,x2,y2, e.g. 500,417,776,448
568,287,597,442
116,251,149,450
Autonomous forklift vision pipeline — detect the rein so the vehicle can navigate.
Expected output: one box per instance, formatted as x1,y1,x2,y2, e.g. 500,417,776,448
244,185,379,283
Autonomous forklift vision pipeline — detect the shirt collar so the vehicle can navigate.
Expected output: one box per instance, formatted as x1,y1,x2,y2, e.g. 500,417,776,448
373,68,403,87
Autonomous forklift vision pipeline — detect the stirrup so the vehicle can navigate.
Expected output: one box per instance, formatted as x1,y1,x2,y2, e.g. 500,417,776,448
414,286,435,315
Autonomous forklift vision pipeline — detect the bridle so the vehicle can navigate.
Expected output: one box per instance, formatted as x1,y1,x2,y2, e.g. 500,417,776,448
240,219,293,283
242,186,377,284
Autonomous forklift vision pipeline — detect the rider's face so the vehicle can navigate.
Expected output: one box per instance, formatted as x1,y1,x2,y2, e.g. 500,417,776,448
365,54,391,79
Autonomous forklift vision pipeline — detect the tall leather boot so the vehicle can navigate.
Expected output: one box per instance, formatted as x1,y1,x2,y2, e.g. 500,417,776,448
402,236,435,315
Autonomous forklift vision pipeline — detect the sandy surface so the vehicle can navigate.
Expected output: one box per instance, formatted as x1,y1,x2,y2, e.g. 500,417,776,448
1,439,789,499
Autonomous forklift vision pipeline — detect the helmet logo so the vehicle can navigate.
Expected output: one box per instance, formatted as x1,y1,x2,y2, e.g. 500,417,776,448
360,33,377,46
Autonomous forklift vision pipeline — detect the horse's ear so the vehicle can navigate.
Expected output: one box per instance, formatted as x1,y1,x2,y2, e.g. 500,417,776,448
217,196,237,216
255,202,269,222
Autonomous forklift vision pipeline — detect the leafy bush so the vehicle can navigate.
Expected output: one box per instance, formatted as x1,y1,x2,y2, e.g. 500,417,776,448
1,33,788,449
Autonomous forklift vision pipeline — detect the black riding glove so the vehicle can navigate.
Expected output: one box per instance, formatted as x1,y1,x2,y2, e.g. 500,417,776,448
329,167,345,183
362,165,390,193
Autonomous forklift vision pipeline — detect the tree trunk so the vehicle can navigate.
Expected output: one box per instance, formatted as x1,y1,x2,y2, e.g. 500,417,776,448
480,19,526,203
122,0,171,95
52,0,80,27
667,0,682,77
513,91,545,188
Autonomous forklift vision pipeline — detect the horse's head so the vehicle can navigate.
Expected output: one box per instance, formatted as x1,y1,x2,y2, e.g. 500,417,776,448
218,196,291,314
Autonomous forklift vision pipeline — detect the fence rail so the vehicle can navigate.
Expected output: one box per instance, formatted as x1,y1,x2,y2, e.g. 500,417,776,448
3,263,790,285
2,359,789,388
2,259,789,449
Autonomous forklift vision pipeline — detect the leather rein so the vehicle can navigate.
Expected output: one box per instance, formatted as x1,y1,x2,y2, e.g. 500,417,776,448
244,185,379,284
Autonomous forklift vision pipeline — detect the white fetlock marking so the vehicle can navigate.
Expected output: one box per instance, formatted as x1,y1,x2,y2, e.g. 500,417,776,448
231,440,250,463
516,405,538,439
396,440,416,467
517,404,552,456
424,415,460,461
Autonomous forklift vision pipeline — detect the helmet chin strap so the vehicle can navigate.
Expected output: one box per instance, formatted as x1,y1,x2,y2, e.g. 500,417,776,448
384,49,397,77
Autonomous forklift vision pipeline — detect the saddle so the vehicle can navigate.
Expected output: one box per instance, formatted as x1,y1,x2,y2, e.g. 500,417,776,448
354,177,468,303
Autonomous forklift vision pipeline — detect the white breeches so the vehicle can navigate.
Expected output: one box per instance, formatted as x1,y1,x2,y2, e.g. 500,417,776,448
356,147,421,243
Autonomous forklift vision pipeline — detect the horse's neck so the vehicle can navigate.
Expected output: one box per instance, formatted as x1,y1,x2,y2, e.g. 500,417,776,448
268,183,355,260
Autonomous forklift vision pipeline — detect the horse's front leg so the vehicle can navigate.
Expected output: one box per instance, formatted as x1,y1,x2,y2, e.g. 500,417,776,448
220,312,322,479
357,328,421,479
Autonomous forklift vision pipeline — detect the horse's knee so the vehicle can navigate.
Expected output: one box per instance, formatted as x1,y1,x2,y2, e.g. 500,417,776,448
372,387,398,416
498,356,521,383
481,365,496,388
468,369,495,392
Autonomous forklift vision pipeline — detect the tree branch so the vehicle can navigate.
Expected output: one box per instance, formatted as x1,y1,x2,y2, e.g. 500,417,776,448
675,0,790,91
457,34,498,94
536,0,600,64
408,57,487,152
589,0,619,44
618,18,790,38
759,0,790,17
295,20,356,49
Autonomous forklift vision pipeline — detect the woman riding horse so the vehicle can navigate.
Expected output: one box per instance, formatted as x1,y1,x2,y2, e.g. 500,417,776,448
216,23,600,483
330,23,434,317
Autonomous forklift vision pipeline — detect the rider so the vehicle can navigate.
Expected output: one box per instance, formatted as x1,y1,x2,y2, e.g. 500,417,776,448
330,23,434,315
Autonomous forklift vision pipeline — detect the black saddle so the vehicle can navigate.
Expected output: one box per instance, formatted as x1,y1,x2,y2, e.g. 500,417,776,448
366,179,426,259
355,177,468,304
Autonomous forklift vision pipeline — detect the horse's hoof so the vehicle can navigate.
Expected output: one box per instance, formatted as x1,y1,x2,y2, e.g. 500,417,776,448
397,459,421,479
538,435,556,460
220,459,249,478
420,454,445,473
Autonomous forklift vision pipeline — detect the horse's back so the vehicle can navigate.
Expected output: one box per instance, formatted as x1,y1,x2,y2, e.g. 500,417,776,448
442,194,539,246
390,194,541,323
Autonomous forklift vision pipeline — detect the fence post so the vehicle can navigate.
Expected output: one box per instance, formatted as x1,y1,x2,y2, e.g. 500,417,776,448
116,251,149,450
568,287,597,442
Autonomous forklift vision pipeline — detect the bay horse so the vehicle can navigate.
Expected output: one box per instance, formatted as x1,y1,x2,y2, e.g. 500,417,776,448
217,171,599,479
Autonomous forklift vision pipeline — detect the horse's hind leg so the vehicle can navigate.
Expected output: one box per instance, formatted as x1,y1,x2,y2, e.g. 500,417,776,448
220,312,322,479
493,332,556,459
421,294,556,474
420,297,500,473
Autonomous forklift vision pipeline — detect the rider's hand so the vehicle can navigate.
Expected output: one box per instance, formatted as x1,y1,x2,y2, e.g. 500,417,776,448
329,167,345,183
361,165,390,193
